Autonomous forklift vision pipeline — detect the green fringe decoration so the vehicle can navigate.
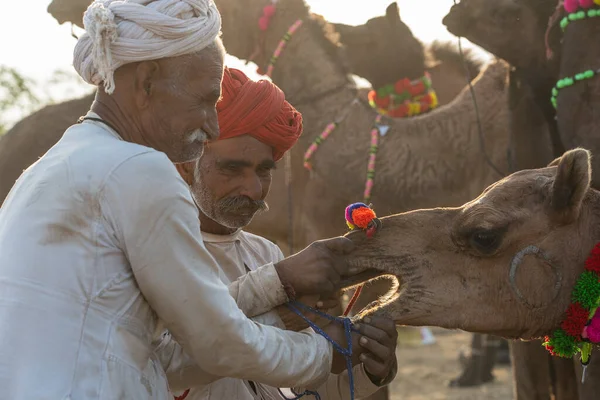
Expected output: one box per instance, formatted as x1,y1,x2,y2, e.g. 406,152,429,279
548,329,580,358
572,271,600,310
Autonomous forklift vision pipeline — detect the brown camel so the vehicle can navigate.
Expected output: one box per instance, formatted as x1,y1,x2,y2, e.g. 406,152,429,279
443,0,563,161
548,3,600,398
554,5,600,190
441,1,586,397
344,146,598,362
334,2,482,107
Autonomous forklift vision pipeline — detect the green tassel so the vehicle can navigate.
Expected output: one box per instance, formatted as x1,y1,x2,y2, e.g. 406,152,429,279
549,329,580,358
572,271,600,310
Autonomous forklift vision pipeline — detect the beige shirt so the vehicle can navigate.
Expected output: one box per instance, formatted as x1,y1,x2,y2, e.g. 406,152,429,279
0,115,332,399
171,230,383,400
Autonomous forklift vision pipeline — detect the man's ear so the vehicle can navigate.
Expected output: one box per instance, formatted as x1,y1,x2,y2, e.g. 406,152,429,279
550,148,591,224
134,61,160,108
175,161,196,186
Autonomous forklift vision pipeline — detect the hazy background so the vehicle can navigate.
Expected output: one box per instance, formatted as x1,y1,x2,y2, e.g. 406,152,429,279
0,0,492,127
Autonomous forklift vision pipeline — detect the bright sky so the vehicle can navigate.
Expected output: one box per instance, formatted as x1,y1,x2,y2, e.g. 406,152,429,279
0,0,490,122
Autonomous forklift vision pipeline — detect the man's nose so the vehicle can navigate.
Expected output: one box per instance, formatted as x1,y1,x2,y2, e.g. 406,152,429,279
239,174,263,201
204,108,220,141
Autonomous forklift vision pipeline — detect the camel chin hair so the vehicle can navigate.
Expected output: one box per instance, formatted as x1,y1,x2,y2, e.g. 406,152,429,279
340,274,400,320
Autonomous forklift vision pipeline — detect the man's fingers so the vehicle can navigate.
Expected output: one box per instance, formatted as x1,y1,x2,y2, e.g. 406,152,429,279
356,323,390,345
359,336,392,361
359,353,387,378
321,236,356,256
316,298,340,310
361,316,398,339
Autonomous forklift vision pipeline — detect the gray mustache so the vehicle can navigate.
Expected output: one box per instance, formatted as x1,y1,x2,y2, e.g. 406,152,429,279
217,196,269,213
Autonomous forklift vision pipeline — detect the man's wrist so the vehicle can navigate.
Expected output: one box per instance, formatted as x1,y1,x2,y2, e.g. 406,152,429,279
274,262,296,300
366,359,397,387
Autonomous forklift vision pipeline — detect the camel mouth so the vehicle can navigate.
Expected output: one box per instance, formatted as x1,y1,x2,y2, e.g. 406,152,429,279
442,7,472,38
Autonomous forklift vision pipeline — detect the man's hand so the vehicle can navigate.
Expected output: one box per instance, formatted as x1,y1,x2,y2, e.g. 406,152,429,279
356,316,398,385
276,294,341,331
324,316,398,384
274,237,356,298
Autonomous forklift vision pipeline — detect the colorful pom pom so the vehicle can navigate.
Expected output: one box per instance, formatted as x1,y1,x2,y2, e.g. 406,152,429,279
561,303,590,339
263,4,276,17
580,0,595,8
352,207,376,230
565,0,580,12
258,16,270,31
345,203,376,230
584,313,600,342
545,329,580,358
571,271,600,310
585,243,600,273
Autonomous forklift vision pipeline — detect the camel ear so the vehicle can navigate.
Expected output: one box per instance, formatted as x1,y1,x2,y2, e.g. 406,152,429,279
550,148,591,223
547,156,561,167
386,2,401,23
174,161,196,186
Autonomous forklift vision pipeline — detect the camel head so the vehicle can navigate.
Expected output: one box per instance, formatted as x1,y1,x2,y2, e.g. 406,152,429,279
333,2,425,89
442,0,560,70
347,148,599,340
47,0,90,28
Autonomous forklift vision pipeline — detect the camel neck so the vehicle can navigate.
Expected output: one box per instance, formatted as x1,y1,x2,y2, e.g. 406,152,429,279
556,17,600,188
252,3,354,110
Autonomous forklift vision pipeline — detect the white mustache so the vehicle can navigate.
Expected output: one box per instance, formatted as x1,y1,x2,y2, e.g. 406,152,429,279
186,129,207,143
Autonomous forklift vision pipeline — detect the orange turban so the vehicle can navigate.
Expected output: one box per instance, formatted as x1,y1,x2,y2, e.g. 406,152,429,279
216,67,303,161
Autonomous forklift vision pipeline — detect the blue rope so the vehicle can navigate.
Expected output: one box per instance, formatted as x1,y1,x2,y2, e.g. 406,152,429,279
277,301,357,400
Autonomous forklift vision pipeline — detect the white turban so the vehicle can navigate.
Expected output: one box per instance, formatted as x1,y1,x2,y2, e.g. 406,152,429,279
73,0,221,94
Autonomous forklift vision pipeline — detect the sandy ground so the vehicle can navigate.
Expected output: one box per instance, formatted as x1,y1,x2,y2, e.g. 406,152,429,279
388,328,513,400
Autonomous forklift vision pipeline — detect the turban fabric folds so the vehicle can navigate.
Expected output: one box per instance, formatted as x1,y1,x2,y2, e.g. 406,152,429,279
73,0,221,94
217,67,303,161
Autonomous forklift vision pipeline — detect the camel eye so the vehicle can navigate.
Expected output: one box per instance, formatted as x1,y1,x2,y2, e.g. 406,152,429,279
469,229,502,254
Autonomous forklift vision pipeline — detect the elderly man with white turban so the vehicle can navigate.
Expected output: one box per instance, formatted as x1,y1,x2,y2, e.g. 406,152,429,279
0,0,369,398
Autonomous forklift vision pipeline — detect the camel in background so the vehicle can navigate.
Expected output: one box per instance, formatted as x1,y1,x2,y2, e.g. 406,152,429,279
334,2,481,107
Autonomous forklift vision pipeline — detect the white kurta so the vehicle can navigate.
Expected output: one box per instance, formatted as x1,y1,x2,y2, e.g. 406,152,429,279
174,230,383,400
0,114,332,399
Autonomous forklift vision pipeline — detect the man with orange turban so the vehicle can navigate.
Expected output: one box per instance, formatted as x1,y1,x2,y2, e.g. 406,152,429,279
166,67,398,399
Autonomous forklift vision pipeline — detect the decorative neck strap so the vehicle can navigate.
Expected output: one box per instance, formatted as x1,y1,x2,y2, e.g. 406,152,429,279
249,0,304,78
543,242,600,369
368,72,439,118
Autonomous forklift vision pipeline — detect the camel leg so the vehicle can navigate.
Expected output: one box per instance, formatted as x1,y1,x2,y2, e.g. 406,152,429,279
510,340,553,400
574,352,600,400
496,338,511,365
449,333,495,387
545,355,577,400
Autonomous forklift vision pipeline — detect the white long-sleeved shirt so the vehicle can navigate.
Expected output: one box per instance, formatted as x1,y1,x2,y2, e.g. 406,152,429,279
168,230,383,400
0,114,332,399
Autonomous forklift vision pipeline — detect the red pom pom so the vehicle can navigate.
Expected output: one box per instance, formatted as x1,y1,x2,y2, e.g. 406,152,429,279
351,207,376,229
585,243,600,273
394,78,410,94
374,95,391,109
421,93,433,105
561,303,589,340
258,16,270,31
263,4,276,17
388,105,408,118
409,81,425,96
